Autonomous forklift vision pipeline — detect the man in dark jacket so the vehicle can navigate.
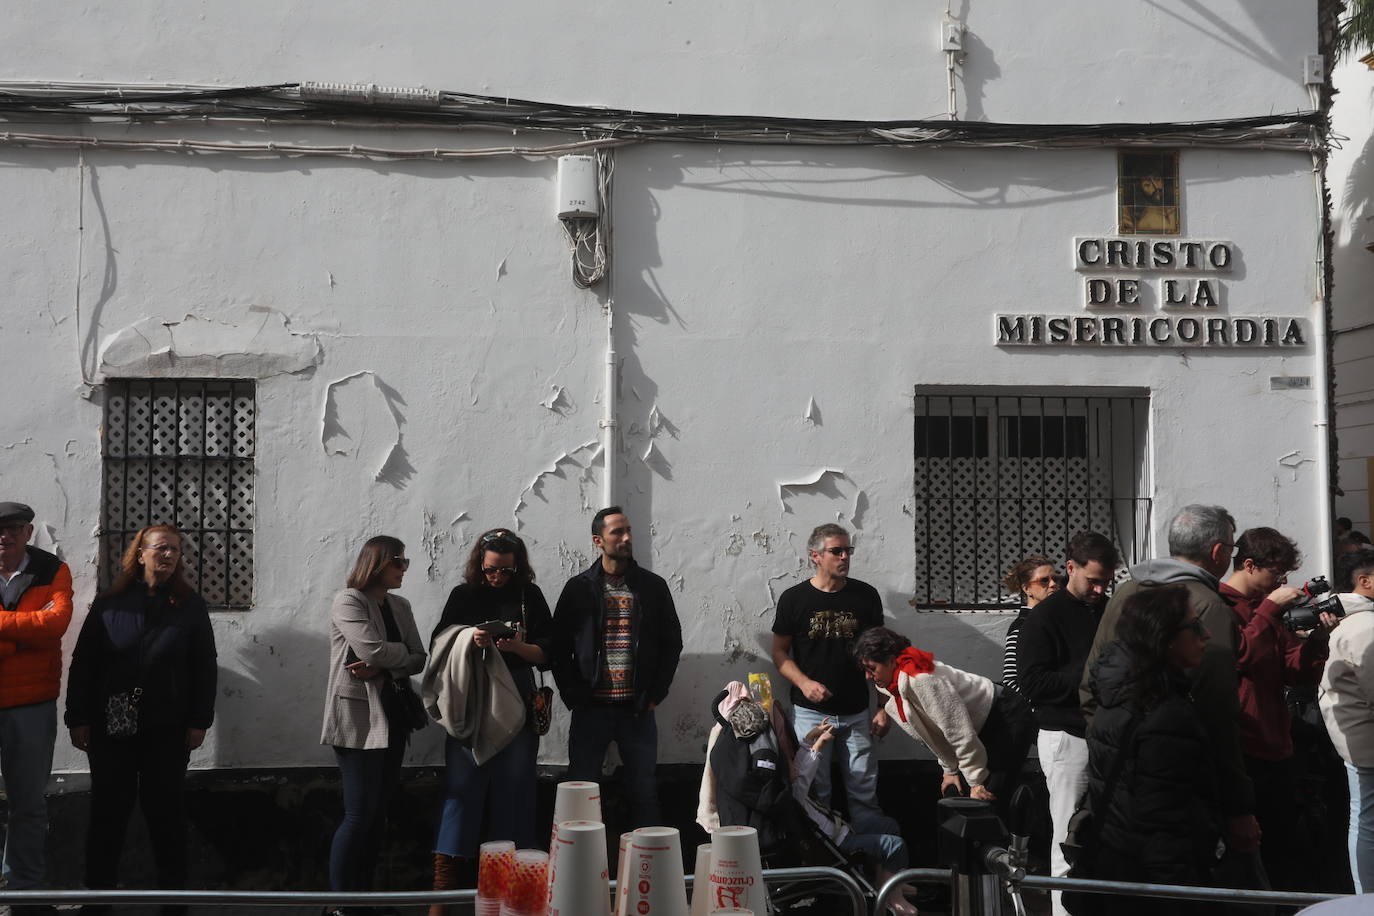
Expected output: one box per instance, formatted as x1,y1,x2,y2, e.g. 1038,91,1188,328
1016,530,1119,916
1080,504,1265,903
552,506,683,827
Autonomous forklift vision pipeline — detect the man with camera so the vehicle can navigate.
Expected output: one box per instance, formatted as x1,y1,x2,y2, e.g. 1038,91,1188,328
1320,549,1374,893
1220,527,1337,892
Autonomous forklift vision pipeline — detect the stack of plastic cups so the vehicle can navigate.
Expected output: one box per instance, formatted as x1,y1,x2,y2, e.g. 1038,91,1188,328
689,843,713,916
614,832,635,916
549,781,602,849
503,849,550,916
706,826,768,915
626,826,689,916
547,819,610,916
476,840,515,916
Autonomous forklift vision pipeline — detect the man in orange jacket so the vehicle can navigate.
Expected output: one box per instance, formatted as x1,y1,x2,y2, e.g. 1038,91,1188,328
0,501,73,912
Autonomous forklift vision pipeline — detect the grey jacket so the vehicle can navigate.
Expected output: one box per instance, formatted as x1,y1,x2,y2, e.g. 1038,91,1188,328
320,588,425,750
1080,558,1253,816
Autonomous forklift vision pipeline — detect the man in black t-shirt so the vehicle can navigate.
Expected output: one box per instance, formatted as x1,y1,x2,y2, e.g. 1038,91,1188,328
771,523,897,834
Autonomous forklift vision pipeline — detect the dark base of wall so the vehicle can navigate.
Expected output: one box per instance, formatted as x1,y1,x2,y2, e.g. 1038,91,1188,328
35,753,1355,904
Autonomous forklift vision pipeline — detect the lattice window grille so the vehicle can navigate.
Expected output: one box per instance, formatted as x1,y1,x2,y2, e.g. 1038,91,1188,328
102,379,255,610
913,393,1151,610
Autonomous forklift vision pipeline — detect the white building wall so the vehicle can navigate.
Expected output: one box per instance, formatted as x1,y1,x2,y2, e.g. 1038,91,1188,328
0,2,1329,770
1330,55,1374,534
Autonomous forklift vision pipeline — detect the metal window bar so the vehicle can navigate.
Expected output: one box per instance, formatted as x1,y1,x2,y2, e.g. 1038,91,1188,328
913,393,1150,609
101,379,255,611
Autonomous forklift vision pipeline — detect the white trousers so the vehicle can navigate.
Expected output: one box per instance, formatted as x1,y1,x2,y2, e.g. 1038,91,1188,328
1038,729,1089,916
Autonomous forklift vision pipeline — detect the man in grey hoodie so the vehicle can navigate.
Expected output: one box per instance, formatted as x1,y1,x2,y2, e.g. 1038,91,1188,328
1080,504,1264,890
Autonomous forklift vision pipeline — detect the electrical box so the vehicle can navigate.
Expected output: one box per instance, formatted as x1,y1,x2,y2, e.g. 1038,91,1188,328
941,17,963,52
1305,55,1325,85
557,156,600,219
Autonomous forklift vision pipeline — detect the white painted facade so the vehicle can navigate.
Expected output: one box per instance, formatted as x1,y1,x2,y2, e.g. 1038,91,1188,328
1330,54,1374,534
0,1,1331,771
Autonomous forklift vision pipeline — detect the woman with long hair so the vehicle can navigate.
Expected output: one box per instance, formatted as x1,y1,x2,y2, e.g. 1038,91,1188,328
853,625,1024,802
65,525,218,914
1078,585,1223,913
425,528,552,910
319,535,425,914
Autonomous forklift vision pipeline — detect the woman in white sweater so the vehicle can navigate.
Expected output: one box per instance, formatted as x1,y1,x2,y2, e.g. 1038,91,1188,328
854,625,1022,802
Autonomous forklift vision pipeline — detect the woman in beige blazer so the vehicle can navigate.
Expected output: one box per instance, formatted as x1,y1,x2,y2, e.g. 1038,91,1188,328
320,535,425,911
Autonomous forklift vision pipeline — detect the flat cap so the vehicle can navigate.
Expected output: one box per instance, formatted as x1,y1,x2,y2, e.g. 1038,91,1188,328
0,502,35,525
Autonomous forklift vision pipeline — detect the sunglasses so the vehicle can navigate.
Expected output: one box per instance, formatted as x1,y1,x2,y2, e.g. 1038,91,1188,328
820,546,856,557
483,565,518,577
1028,576,1055,587
390,556,410,571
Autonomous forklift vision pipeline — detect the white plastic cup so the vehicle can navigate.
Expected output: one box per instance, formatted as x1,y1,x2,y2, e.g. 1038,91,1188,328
547,820,610,916
551,780,603,848
615,831,635,916
627,826,689,916
689,842,714,916
706,826,768,915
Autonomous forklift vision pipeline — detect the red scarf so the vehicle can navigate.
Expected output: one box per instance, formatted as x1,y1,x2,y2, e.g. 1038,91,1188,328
885,646,936,723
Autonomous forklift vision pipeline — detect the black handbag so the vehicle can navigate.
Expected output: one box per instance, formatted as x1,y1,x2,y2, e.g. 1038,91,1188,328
381,676,430,732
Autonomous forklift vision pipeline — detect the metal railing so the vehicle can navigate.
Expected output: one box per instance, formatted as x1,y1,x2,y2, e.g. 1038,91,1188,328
875,866,1350,914
0,864,868,915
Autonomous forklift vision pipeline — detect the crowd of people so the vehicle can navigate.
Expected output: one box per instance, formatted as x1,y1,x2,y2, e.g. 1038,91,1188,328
1,496,1373,915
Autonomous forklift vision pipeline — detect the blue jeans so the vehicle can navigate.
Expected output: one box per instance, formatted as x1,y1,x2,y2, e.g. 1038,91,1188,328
1348,762,1374,894
839,831,907,873
435,727,537,858
790,705,898,836
329,737,406,892
0,700,56,889
567,704,660,828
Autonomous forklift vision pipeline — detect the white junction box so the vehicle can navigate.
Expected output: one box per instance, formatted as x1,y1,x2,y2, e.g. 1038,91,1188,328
556,155,600,219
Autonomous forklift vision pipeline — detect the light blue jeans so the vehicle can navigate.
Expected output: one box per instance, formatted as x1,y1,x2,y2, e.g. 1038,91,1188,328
791,705,899,836
1348,762,1374,894
0,700,57,889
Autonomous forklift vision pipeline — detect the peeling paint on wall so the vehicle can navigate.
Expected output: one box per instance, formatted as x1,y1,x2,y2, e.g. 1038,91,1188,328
725,531,745,556
98,306,322,379
556,539,591,578
540,385,572,414
647,404,679,439
642,440,672,479
513,441,600,531
803,397,821,425
1277,449,1317,481
777,467,845,511
321,370,415,489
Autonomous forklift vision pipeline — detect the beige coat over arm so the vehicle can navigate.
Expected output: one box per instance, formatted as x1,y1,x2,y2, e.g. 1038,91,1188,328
319,588,426,750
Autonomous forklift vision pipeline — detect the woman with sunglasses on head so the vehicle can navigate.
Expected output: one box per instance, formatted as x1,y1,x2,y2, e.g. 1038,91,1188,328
66,525,217,915
319,536,425,915
426,529,552,910
998,557,1060,794
1077,585,1223,914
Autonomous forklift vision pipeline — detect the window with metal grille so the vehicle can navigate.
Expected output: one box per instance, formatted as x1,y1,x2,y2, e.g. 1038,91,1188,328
913,390,1151,609
101,380,255,610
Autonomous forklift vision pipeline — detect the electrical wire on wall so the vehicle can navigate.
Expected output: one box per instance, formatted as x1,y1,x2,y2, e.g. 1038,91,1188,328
0,82,1325,154
560,149,613,288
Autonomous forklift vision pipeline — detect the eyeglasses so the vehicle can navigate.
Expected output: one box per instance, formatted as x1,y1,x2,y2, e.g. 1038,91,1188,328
483,566,518,577
390,556,410,570
1028,576,1055,587
1174,617,1207,637
821,546,856,557
140,545,181,555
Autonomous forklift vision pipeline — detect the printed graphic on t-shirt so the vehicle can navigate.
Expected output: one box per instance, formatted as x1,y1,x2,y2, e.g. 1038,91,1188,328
806,609,861,641
595,576,634,702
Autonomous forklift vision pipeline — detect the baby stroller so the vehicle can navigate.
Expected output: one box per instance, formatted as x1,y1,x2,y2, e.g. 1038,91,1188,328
699,683,903,914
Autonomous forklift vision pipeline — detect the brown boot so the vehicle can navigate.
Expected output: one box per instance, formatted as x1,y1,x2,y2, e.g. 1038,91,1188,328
428,852,458,916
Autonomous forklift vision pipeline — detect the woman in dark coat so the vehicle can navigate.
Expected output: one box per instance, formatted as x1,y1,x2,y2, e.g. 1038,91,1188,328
427,529,552,910
66,524,218,914
1079,584,1224,914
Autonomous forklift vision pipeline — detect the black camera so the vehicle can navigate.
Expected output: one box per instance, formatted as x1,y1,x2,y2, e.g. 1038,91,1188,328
1283,576,1345,632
